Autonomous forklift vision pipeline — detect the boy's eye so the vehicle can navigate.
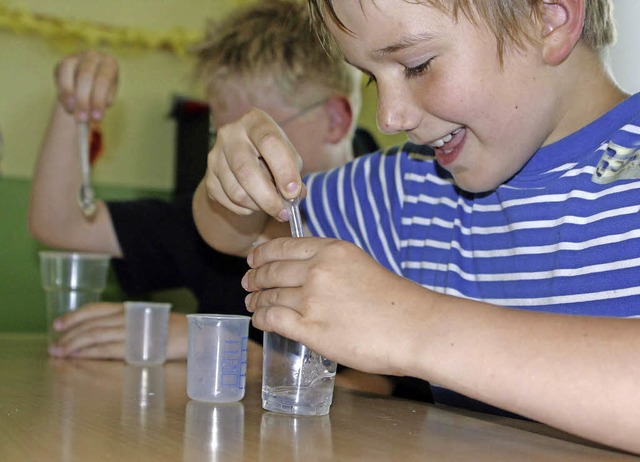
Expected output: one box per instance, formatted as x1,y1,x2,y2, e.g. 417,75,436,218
404,58,434,79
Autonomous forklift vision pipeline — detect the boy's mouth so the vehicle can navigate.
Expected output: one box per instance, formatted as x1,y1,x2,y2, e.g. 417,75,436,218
428,127,466,167
428,127,463,150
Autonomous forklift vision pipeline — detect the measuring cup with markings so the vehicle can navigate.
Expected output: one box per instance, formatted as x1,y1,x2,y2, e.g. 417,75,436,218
187,314,251,403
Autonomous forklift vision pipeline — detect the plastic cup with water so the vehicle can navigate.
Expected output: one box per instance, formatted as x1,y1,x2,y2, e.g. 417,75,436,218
261,197,338,416
261,332,337,416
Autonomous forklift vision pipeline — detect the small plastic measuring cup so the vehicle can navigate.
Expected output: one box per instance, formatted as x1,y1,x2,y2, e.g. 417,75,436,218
124,301,171,366
187,314,251,402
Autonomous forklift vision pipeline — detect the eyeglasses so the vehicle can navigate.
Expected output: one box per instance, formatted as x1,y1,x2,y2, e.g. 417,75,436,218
277,98,327,127
209,98,327,149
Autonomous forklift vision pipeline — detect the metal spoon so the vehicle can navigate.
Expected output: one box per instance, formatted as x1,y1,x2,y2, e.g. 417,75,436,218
77,121,97,217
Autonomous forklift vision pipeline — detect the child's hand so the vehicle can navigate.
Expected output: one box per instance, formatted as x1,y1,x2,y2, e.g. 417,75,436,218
49,303,189,361
54,51,119,122
204,108,304,221
244,236,429,377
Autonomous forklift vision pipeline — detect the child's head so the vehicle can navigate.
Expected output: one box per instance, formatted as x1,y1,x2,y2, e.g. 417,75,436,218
193,0,362,173
308,0,616,61
305,0,620,193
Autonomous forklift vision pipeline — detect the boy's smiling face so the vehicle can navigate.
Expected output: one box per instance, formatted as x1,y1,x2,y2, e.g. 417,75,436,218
330,1,561,193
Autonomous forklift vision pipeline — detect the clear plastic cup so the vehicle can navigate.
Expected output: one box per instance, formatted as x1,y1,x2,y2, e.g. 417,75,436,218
261,332,337,416
39,251,111,346
124,301,171,366
187,314,250,403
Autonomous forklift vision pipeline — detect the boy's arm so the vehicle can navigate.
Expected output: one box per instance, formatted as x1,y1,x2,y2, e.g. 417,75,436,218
192,180,291,257
192,181,265,256
28,52,121,256
246,237,640,455
404,298,640,455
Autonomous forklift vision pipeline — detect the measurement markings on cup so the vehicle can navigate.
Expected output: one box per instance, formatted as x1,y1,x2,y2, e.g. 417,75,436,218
221,338,248,388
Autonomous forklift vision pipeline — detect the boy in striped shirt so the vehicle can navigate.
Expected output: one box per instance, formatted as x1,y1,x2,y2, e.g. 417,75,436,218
193,0,640,454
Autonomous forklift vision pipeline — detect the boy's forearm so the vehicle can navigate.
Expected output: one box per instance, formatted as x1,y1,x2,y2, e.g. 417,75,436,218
192,181,271,257
404,295,640,453
28,103,121,256
28,103,84,244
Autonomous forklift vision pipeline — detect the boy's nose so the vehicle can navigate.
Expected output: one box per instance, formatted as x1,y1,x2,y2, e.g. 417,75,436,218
376,83,419,135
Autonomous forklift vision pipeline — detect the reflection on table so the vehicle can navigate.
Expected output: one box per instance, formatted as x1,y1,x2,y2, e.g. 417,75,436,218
0,333,636,461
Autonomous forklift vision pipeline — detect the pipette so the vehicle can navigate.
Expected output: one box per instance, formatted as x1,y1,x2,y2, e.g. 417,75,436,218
284,196,304,238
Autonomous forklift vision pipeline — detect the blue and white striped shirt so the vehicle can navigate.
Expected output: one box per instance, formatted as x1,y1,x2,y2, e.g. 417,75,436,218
303,93,640,319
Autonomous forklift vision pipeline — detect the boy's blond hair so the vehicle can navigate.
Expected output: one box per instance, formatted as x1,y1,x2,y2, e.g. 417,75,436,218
193,0,361,115
308,0,616,61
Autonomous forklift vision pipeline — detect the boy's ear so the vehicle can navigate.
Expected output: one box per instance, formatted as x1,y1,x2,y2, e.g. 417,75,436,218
324,95,353,144
540,0,586,66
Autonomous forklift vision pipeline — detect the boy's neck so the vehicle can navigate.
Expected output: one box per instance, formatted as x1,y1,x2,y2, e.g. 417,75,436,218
545,45,628,146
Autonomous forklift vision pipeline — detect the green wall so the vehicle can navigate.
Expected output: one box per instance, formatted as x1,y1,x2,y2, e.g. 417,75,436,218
0,178,44,331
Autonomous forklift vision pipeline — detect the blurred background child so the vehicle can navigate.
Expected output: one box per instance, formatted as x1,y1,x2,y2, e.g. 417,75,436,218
28,0,399,395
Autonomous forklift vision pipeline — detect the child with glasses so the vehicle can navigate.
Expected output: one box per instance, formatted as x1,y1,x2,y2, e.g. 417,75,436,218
28,0,398,396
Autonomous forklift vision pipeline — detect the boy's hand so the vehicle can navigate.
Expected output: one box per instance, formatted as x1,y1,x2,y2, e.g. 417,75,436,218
55,50,119,122
48,303,188,360
244,237,429,377
204,108,305,221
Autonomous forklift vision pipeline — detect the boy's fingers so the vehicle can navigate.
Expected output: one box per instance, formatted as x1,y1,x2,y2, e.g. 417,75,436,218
90,56,119,118
246,115,302,201
251,305,302,341
54,302,124,331
51,325,125,357
55,55,80,112
248,236,318,268
68,342,124,360
73,54,101,120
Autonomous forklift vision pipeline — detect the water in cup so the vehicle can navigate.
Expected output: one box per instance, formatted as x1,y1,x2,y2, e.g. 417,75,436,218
261,332,337,416
260,196,338,416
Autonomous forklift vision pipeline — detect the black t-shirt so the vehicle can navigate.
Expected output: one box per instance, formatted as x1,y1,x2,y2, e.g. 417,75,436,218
107,194,260,341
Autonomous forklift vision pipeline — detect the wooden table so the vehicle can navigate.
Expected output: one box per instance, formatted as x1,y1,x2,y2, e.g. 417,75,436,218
0,333,636,461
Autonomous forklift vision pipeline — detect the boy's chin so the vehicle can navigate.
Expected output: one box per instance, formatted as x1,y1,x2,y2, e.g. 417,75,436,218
450,172,501,194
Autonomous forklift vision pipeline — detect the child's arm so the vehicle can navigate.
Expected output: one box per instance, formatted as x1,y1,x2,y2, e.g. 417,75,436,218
28,51,121,256
245,236,640,456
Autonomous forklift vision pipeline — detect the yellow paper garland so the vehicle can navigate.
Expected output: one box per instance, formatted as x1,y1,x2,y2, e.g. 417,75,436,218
0,3,214,56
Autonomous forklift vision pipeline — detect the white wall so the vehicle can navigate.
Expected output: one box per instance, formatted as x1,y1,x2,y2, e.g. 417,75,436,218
608,0,640,94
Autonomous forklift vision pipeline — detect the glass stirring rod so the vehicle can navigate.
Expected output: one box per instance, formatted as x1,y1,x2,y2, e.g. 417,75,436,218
284,196,304,238
282,195,335,386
